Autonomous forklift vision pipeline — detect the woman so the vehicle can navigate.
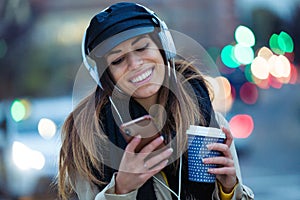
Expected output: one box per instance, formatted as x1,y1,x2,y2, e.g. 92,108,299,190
58,2,254,200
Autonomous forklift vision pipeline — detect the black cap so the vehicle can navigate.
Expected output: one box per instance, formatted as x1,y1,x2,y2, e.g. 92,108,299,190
85,2,160,56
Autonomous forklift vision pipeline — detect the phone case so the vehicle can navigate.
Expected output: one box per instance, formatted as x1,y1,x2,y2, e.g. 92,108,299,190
120,115,164,152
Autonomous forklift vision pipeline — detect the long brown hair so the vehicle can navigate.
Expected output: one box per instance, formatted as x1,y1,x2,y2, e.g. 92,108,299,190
58,59,213,199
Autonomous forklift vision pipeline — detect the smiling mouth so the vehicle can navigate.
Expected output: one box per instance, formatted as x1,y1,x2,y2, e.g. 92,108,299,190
130,69,153,83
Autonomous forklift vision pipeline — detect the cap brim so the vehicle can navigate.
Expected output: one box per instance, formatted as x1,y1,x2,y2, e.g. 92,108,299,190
91,26,155,58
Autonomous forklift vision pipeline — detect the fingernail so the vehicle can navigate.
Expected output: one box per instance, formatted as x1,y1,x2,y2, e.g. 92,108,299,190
206,144,213,150
135,135,142,139
207,168,213,173
164,159,169,165
167,148,173,153
202,158,207,163
160,135,164,141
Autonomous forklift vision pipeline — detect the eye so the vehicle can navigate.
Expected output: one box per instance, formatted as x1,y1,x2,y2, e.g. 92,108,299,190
136,43,149,52
111,57,125,66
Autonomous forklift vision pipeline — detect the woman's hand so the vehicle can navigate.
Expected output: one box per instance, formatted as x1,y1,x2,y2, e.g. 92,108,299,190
115,135,173,194
202,127,237,193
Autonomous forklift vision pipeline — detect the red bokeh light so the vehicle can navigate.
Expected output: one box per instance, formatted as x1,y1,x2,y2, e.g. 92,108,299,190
239,82,258,104
269,75,283,89
229,114,254,138
289,64,298,84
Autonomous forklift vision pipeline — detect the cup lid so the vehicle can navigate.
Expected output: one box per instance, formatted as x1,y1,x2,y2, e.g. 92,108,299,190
186,125,226,138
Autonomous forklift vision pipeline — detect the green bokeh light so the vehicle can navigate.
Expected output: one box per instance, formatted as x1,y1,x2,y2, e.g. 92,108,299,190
269,34,284,55
244,65,255,83
221,45,240,68
235,25,255,47
278,31,294,53
10,100,26,122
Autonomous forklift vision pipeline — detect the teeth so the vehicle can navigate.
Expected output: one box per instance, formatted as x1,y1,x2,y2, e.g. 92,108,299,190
131,69,152,83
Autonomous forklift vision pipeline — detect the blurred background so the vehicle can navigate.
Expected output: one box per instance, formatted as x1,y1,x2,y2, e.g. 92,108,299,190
0,0,299,199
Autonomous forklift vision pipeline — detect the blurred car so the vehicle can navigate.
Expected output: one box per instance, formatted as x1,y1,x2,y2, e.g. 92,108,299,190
0,96,72,198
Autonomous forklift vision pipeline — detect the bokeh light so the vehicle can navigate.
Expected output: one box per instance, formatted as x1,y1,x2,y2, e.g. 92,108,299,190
216,27,295,112
234,25,255,47
244,65,255,83
239,82,259,104
257,46,273,60
10,99,31,122
215,76,232,99
12,142,32,170
11,100,26,122
212,93,234,114
234,44,254,65
278,31,294,53
251,56,270,80
38,118,57,140
229,114,254,138
269,34,284,55
254,77,270,90
231,84,236,100
12,141,45,170
205,76,219,94
269,32,294,55
288,64,298,84
285,52,295,63
206,76,232,100
221,45,240,68
268,55,291,78
269,75,283,89
207,76,234,113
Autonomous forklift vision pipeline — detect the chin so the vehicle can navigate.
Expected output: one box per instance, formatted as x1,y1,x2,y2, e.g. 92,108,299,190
133,85,161,98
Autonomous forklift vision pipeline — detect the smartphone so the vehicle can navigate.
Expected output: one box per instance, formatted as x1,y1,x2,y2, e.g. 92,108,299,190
120,115,164,152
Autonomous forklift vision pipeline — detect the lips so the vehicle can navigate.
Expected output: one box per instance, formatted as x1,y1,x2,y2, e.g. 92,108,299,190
130,69,153,83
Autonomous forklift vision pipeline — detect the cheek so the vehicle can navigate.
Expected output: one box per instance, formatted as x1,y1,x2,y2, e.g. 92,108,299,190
154,51,165,68
108,67,125,83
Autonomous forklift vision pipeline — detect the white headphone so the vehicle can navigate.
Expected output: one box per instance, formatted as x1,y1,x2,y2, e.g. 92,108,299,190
81,3,177,89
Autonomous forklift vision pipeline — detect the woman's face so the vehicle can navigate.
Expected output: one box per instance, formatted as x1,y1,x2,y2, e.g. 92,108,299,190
105,35,165,100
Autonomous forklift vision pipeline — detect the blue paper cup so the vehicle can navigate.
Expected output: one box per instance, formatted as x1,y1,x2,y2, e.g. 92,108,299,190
187,126,226,183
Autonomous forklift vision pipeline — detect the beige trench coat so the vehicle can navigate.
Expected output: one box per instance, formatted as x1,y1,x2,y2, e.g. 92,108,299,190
71,112,255,200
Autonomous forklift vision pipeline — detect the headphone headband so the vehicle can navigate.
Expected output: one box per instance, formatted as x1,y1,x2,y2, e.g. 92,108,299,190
81,2,177,89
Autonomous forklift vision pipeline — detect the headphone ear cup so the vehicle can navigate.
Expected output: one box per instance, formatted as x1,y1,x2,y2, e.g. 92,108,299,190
138,3,176,60
81,30,103,89
158,21,176,60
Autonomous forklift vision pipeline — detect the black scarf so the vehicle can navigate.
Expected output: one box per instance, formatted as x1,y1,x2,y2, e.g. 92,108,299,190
93,78,219,200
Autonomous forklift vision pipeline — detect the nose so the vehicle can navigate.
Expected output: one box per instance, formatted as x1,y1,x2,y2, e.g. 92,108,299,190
127,52,143,70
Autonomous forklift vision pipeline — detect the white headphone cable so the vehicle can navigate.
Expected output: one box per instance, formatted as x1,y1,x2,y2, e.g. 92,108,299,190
178,151,182,200
153,153,182,200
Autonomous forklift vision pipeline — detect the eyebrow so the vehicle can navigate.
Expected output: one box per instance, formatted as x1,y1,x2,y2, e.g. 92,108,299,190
106,35,149,57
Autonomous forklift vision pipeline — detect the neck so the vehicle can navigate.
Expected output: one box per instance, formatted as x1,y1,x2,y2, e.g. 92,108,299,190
134,92,158,112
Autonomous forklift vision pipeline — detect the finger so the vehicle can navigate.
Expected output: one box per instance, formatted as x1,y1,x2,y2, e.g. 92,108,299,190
221,127,233,147
203,156,234,167
125,135,142,153
208,166,236,176
206,143,232,158
144,148,173,169
139,136,164,156
141,159,169,178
